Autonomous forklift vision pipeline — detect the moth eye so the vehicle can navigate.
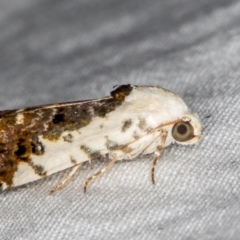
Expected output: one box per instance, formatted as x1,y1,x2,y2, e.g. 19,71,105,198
172,122,194,142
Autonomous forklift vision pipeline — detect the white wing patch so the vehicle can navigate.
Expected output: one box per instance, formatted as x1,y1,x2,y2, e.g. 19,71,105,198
13,163,43,187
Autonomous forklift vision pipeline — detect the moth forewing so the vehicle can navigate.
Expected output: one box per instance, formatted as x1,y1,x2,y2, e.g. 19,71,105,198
0,84,202,192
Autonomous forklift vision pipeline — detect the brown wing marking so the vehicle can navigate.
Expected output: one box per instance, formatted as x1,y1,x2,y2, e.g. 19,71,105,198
0,84,133,188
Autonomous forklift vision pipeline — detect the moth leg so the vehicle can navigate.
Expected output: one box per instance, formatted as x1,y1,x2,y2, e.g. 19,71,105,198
50,163,82,194
151,130,167,185
84,157,117,193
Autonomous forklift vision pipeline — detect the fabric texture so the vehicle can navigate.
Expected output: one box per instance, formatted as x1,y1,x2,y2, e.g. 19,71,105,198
0,0,240,239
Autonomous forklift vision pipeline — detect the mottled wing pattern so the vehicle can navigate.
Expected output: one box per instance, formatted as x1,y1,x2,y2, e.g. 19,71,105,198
0,84,202,191
0,85,134,189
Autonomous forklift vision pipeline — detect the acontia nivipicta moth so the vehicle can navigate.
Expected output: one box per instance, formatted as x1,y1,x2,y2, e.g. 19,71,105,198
0,85,202,193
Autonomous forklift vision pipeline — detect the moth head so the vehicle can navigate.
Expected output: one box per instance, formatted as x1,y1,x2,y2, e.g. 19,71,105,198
172,112,202,145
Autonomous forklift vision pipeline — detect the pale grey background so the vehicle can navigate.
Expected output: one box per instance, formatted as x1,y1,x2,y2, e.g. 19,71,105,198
0,0,240,239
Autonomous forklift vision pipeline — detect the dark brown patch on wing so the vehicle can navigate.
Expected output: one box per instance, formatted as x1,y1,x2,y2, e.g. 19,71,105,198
105,137,127,151
52,113,65,124
31,164,46,176
0,85,134,188
122,119,132,132
0,146,20,186
120,146,133,154
138,118,147,131
70,156,77,165
105,138,119,150
31,138,45,156
111,84,133,102
80,145,101,159
133,131,140,140
62,133,73,143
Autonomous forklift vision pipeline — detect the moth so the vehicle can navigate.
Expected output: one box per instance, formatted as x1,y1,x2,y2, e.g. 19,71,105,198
0,85,202,193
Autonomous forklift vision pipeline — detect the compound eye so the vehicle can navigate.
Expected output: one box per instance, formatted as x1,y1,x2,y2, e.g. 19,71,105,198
172,122,194,142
